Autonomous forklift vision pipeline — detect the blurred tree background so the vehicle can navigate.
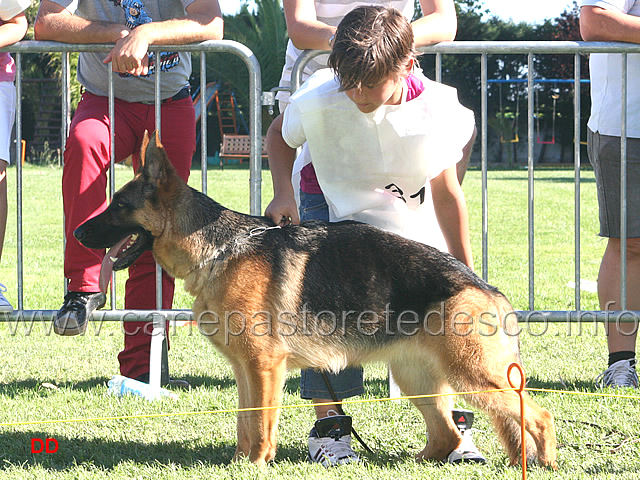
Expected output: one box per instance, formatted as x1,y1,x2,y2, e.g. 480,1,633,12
17,0,587,164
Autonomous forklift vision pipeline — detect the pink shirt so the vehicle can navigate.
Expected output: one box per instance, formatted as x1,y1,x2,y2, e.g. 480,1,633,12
1,0,31,83
300,74,426,194
0,53,16,83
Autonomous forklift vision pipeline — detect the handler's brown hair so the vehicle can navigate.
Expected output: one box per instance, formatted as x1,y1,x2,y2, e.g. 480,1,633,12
328,5,418,91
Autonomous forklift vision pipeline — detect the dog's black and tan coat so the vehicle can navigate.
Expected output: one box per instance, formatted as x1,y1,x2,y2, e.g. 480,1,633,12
75,132,557,468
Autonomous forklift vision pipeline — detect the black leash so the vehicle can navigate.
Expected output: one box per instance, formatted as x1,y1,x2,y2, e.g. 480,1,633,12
320,371,374,454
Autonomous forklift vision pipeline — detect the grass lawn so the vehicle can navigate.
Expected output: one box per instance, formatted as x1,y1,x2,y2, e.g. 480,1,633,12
0,163,638,479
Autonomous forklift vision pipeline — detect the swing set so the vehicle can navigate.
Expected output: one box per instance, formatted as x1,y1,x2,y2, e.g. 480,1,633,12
490,78,590,146
498,82,520,144
535,87,560,145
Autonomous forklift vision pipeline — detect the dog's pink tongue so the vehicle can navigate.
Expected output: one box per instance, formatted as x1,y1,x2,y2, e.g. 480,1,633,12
99,236,130,294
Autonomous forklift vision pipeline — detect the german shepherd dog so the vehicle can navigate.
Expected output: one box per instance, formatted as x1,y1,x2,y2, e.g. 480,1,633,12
75,132,557,467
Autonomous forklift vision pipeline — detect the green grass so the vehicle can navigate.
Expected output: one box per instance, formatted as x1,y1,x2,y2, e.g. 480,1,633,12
0,163,639,479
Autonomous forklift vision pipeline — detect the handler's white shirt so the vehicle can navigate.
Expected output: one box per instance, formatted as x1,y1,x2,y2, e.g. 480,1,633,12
582,0,640,137
282,68,475,251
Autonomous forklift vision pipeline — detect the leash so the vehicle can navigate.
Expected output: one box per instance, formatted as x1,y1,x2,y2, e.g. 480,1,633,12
320,372,374,454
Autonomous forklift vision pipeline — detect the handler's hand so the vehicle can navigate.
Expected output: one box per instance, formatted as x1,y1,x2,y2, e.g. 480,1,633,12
104,30,150,76
265,195,300,226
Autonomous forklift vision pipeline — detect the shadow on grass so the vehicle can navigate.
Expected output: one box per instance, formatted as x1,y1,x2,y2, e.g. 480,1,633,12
0,429,236,470
0,429,418,472
525,375,600,393
0,374,239,399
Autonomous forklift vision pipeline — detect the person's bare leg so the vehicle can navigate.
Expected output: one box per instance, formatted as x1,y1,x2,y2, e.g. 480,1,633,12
0,161,8,262
598,237,640,353
313,399,341,418
457,126,476,185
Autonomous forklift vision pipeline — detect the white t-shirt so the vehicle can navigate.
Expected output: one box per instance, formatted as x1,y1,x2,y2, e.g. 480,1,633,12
582,0,640,137
282,68,475,250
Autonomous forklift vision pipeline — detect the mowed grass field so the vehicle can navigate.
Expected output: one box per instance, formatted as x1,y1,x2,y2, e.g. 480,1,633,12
0,162,638,479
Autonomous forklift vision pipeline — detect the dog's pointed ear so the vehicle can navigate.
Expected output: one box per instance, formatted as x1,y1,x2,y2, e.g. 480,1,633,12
141,130,175,185
137,130,151,173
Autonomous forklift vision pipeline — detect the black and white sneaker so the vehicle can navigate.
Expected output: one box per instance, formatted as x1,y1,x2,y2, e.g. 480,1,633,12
447,409,487,464
595,359,639,388
308,414,360,467
54,291,106,336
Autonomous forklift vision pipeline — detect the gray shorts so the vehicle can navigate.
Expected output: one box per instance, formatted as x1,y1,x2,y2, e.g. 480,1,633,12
587,129,640,238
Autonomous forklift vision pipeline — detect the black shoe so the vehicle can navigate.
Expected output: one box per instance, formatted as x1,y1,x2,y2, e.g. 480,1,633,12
308,415,360,466
54,291,106,336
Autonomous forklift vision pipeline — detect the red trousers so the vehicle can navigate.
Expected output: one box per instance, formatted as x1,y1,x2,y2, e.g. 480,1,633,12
63,91,195,379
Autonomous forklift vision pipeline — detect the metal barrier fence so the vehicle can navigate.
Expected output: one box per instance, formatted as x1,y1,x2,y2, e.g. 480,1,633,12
293,41,640,324
1,40,639,382
0,40,265,386
1,39,263,308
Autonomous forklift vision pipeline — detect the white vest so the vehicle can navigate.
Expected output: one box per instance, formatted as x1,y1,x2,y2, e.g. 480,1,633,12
283,69,475,250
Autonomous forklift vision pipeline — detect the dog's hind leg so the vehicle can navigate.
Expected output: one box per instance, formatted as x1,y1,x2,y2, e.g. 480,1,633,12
447,354,557,468
231,356,288,466
389,359,461,462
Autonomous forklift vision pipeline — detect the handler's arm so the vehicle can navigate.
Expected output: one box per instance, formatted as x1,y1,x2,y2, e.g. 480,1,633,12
283,0,335,50
412,0,457,46
0,11,28,48
265,114,300,226
580,5,640,43
104,0,223,75
34,0,130,44
431,165,474,270
35,0,223,75
284,0,457,51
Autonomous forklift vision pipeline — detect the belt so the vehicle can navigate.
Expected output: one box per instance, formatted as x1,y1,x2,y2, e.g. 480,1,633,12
140,86,190,105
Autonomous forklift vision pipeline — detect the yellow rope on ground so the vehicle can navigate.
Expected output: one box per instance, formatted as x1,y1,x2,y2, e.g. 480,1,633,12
0,388,517,428
0,386,637,429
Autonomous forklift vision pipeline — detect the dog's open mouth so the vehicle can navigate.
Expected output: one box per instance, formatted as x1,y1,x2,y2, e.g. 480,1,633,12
99,231,152,293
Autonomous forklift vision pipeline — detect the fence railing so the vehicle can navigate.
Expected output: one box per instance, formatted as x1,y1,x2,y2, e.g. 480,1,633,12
1,40,264,312
1,41,639,383
0,40,265,386
293,41,640,323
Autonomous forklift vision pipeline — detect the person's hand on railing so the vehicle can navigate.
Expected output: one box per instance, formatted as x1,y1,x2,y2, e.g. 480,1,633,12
104,30,150,77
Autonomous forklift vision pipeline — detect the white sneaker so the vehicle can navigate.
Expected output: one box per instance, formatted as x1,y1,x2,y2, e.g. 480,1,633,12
595,359,639,388
447,409,487,464
308,414,360,467
0,283,13,312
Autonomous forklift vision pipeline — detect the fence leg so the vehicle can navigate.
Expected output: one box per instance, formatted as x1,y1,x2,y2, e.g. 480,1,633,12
149,313,169,388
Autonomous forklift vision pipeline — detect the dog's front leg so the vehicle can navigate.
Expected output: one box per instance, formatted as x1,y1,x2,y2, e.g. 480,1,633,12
232,356,288,466
231,361,252,461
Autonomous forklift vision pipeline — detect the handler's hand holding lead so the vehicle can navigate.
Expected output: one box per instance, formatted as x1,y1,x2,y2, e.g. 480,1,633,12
265,197,299,226
280,215,292,226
